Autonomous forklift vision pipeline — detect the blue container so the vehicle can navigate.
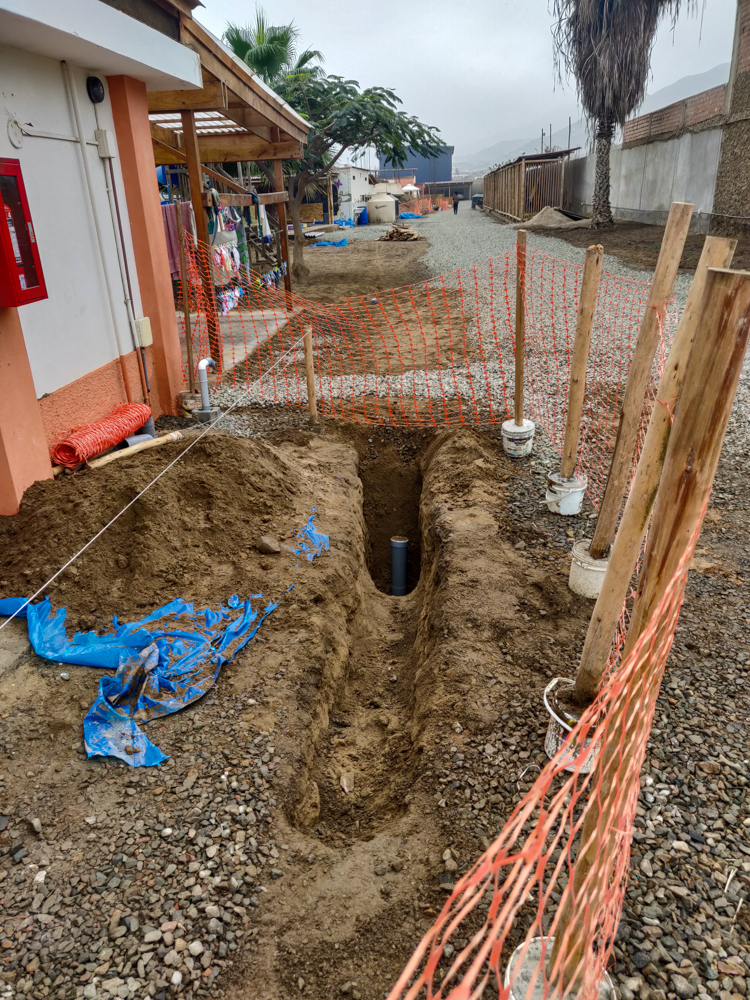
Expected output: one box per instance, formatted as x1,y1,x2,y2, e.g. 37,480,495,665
358,205,368,226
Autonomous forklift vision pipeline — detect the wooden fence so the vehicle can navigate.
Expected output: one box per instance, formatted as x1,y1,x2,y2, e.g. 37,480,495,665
483,155,571,221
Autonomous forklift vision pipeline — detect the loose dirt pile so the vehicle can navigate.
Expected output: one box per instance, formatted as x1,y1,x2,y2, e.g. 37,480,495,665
0,435,305,627
294,239,429,303
520,206,592,230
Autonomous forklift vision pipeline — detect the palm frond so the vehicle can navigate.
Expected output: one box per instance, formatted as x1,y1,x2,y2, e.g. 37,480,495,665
552,0,700,127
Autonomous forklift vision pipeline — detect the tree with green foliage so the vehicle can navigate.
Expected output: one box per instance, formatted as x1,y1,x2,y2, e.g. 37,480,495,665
274,73,443,282
552,0,697,228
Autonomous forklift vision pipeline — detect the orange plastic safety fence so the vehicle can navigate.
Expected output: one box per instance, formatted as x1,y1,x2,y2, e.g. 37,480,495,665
386,525,701,1000
176,235,676,516
51,403,152,468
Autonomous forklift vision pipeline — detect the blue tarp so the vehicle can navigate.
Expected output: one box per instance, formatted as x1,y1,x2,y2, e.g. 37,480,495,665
310,238,347,247
398,212,422,219
334,219,354,227
0,513,330,767
0,594,277,766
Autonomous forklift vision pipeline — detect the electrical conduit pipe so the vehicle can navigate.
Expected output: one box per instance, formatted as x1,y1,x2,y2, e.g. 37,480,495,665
61,61,134,404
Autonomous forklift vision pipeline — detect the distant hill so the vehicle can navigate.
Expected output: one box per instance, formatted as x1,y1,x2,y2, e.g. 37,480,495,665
454,63,730,176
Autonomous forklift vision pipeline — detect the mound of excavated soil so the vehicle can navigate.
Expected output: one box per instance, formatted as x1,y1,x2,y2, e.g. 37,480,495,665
0,433,305,628
521,206,592,230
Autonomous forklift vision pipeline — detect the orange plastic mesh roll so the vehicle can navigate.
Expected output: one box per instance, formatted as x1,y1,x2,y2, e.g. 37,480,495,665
51,403,152,468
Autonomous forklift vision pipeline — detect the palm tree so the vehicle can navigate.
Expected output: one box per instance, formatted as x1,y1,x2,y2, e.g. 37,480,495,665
552,0,697,228
223,9,323,88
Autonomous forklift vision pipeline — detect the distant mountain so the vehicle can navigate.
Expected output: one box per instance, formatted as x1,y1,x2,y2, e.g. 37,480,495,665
454,63,730,176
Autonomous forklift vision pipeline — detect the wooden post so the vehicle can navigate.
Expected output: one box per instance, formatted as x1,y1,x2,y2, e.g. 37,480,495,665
560,244,604,478
304,326,318,423
181,110,221,367
572,236,736,704
518,159,526,222
588,201,694,559
271,126,292,300
514,229,528,426
174,202,196,394
550,265,750,992
327,173,335,225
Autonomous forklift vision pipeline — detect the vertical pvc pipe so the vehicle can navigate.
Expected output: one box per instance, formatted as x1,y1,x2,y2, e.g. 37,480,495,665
391,537,408,596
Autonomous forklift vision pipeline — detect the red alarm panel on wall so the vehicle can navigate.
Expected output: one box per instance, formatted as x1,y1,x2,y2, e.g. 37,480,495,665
0,159,47,307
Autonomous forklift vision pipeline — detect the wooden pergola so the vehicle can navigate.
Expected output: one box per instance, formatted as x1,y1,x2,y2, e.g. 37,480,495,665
147,12,309,315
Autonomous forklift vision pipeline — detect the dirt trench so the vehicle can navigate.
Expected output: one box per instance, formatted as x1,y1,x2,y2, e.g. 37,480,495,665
225,426,593,1000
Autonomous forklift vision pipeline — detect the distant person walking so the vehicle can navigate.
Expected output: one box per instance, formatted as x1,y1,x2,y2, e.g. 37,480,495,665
452,192,460,215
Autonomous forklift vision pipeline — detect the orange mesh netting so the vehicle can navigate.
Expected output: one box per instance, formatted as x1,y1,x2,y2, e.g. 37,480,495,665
386,531,700,1000
51,403,152,468
177,236,676,513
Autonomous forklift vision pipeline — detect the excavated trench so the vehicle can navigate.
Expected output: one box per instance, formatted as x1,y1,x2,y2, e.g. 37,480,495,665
290,426,432,847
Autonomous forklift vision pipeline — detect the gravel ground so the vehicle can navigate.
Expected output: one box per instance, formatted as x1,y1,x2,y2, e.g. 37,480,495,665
347,207,694,306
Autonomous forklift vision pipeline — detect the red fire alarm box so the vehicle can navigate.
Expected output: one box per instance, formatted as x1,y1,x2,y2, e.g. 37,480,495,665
0,158,47,307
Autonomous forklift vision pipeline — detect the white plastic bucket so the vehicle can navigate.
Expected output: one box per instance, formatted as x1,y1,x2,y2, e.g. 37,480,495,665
543,678,600,774
505,936,615,1000
502,418,535,458
545,472,588,516
568,539,609,599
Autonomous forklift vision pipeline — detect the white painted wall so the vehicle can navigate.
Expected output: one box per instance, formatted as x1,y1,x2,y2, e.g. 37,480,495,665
0,0,201,91
336,166,373,220
0,45,143,396
569,129,723,232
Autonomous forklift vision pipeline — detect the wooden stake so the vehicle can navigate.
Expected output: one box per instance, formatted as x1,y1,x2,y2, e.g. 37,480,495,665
514,229,527,426
175,203,196,394
588,202,694,559
304,326,318,424
87,432,184,470
551,265,750,991
560,244,604,478
572,236,736,704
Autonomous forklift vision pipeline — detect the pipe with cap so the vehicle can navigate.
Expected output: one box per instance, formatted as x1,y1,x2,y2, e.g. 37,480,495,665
391,537,408,596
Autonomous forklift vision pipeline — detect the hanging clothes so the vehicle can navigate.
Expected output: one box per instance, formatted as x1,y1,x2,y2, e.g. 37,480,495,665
161,202,194,279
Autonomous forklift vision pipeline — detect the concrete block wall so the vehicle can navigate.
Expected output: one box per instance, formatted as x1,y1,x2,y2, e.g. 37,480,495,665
570,128,723,233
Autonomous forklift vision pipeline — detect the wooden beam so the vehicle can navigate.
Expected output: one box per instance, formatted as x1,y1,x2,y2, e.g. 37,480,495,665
194,136,303,162
272,125,292,298
153,139,186,166
151,127,301,165
200,191,288,207
151,121,183,150
147,80,229,113
179,18,308,143
181,109,221,366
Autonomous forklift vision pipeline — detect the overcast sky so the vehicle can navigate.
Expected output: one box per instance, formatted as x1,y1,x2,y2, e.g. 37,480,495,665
195,0,737,153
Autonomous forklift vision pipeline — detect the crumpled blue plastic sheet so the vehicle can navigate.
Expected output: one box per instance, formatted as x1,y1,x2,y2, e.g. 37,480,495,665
334,219,354,227
286,511,330,561
310,238,347,247
398,212,421,219
0,594,276,767
0,513,330,767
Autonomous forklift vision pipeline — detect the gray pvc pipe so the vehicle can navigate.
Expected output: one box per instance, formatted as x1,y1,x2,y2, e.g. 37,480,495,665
198,357,216,411
391,537,408,596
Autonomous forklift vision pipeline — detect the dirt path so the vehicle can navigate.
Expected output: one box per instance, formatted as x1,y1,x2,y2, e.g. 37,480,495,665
528,219,750,275
300,240,429,303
